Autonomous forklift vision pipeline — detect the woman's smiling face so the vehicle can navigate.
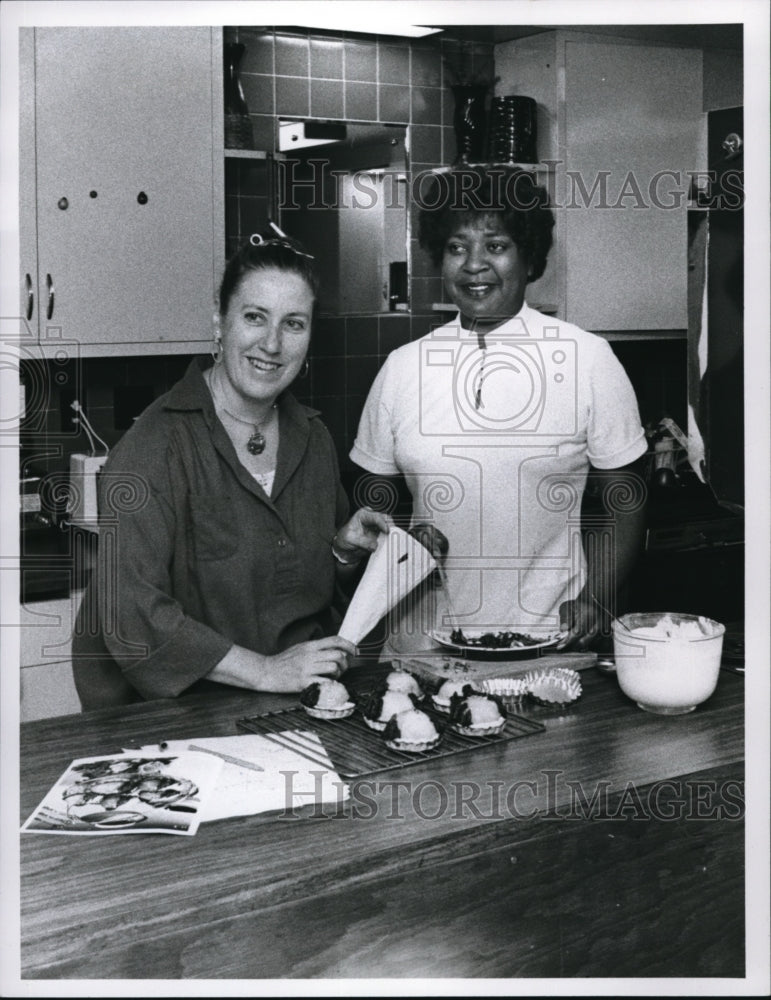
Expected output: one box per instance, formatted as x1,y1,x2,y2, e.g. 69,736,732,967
219,266,313,407
442,214,530,329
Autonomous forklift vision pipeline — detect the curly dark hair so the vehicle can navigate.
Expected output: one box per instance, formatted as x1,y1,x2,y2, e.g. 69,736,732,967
417,167,555,282
218,233,320,316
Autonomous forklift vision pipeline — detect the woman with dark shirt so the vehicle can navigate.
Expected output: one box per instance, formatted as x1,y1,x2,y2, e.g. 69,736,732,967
73,235,388,708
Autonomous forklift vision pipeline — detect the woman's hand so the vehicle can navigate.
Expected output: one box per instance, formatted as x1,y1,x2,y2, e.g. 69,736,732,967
409,522,449,589
207,636,356,693
409,522,449,563
332,507,392,565
258,636,356,691
556,592,601,651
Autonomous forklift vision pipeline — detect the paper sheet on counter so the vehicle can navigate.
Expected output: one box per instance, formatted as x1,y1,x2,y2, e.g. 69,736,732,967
137,734,349,822
338,526,437,645
21,751,222,836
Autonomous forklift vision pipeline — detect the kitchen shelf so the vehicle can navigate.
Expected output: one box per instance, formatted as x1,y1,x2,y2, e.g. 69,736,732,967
224,149,286,162
600,330,687,341
430,162,550,174
224,148,268,159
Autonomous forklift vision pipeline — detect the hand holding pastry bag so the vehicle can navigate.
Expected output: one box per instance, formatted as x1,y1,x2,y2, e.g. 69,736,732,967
338,526,437,645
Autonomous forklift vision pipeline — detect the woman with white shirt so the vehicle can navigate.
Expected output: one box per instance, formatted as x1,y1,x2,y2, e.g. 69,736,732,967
350,167,648,655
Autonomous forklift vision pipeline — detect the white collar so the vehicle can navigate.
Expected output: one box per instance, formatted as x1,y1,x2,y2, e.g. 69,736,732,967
441,302,543,343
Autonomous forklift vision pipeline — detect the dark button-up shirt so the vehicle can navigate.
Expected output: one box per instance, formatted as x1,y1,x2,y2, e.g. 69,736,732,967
73,358,349,702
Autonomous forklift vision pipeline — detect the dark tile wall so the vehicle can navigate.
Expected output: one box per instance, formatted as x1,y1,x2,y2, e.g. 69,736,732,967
19,355,194,489
307,312,413,464
224,26,498,470
611,339,688,433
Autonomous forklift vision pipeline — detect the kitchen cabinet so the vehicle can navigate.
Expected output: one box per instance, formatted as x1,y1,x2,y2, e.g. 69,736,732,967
495,32,703,332
20,27,224,357
20,594,82,721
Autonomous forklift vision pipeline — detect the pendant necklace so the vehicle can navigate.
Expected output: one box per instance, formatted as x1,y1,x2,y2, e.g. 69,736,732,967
224,405,277,455
207,370,276,455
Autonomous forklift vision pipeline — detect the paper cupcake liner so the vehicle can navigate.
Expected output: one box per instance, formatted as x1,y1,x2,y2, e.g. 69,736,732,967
523,668,582,706
478,678,528,710
302,703,355,720
430,696,452,713
385,736,442,753
363,716,389,732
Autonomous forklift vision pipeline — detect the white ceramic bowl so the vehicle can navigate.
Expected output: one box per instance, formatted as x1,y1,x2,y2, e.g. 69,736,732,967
612,612,725,715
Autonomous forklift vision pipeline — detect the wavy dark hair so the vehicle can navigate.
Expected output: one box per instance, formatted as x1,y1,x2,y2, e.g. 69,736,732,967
417,167,555,282
218,233,320,316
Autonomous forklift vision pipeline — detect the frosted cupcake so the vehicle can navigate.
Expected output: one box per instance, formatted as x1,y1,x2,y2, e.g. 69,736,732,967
383,669,425,701
299,679,355,720
431,678,474,713
361,687,419,731
448,688,507,736
384,708,441,752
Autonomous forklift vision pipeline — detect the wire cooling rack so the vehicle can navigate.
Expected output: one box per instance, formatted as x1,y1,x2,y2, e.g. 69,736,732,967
237,704,545,779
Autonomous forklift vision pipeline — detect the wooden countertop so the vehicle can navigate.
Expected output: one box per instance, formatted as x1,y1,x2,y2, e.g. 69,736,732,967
18,664,745,981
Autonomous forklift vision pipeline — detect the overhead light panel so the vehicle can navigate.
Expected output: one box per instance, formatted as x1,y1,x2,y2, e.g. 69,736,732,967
285,21,441,38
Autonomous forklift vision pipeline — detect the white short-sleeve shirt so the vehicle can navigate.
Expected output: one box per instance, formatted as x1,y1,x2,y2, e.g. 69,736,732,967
350,303,647,638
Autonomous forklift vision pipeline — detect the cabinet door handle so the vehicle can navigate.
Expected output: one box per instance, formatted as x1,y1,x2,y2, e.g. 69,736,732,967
25,273,34,321
46,273,55,320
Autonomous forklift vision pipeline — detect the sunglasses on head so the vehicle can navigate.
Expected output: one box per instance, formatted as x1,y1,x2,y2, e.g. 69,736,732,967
249,232,315,260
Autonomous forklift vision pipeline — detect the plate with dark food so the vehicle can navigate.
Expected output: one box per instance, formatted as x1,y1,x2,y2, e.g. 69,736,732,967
429,627,565,660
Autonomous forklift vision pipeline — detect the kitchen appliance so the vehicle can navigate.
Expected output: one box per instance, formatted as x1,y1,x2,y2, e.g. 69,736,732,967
65,398,108,528
487,95,538,164
629,467,744,626
67,453,106,526
695,106,744,507
20,456,98,603
629,108,744,627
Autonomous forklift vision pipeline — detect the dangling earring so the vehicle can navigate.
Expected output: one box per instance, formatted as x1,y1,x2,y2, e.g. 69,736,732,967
211,334,223,364
299,358,309,378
